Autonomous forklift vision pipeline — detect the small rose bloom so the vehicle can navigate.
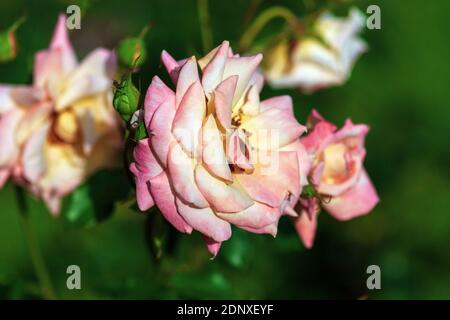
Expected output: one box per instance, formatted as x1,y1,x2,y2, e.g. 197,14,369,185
0,15,121,214
294,110,379,248
130,41,307,256
263,8,367,92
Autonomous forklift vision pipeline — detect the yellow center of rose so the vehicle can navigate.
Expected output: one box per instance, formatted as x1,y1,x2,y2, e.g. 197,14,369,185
322,143,348,184
54,110,79,143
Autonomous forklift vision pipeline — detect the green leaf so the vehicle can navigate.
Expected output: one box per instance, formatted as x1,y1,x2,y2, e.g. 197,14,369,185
62,169,131,227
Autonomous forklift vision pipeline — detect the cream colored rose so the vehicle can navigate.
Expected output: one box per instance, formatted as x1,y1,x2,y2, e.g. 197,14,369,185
0,15,122,214
263,8,367,92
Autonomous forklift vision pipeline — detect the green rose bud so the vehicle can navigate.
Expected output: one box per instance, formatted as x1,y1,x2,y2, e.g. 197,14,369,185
0,16,25,63
113,74,140,122
0,32,16,62
117,37,147,68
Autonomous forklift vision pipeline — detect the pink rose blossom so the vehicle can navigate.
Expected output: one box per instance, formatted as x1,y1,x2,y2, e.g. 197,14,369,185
294,110,379,248
130,41,307,256
0,15,122,214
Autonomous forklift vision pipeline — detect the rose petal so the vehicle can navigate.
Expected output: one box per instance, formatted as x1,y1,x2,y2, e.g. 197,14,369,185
149,96,176,167
49,14,77,74
223,53,262,106
201,41,229,96
161,50,183,84
175,57,200,108
0,110,23,167
237,151,300,207
172,81,205,157
0,169,9,188
212,75,238,130
260,95,294,116
167,142,208,208
293,207,318,249
217,202,281,231
129,163,154,211
144,76,175,127
148,171,193,233
134,138,163,178
202,115,232,181
175,197,231,242
240,108,306,150
203,236,222,258
324,169,379,221
195,165,254,213
22,123,50,183
56,48,115,110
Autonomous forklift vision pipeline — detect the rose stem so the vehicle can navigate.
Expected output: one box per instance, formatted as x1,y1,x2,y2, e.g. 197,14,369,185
197,0,213,54
14,185,56,300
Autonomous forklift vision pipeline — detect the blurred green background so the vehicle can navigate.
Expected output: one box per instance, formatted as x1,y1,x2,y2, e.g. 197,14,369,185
0,0,449,299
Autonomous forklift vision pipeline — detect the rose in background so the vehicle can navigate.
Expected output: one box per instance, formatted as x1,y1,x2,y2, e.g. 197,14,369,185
293,110,379,248
130,41,307,256
0,15,122,214
262,8,367,92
